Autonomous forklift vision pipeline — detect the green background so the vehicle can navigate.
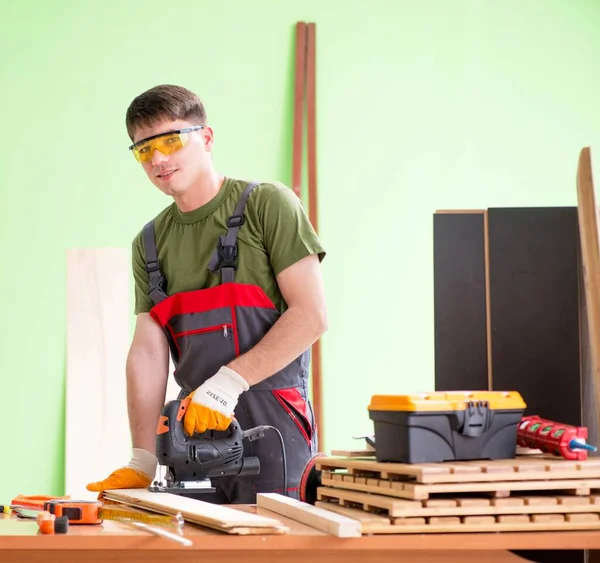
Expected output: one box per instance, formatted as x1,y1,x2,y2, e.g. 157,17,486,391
1,0,599,502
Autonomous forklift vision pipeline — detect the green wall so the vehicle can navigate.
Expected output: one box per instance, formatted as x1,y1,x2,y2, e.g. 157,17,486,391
1,0,599,502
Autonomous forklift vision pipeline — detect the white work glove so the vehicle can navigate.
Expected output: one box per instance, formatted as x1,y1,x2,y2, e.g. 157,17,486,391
87,448,157,492
183,366,249,436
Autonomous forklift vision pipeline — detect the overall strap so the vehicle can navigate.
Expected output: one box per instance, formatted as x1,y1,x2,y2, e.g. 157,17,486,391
209,181,260,283
142,220,168,304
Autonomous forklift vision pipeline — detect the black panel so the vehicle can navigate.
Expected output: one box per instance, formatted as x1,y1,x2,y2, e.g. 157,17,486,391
433,212,488,391
487,207,581,426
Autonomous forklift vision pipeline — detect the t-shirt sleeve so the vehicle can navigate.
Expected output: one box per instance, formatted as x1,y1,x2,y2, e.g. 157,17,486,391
258,185,326,276
131,233,154,315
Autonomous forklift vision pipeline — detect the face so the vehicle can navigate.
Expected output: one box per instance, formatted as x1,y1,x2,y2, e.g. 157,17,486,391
130,119,214,197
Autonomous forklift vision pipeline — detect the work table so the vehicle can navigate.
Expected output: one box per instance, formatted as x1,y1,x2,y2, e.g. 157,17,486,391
2,509,600,563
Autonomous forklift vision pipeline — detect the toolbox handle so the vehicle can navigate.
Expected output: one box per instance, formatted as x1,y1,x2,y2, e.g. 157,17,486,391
459,401,492,437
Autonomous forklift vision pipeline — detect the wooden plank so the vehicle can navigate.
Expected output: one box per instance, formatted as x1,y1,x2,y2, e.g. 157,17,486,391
305,21,324,453
576,146,600,450
330,449,375,458
66,248,131,499
292,21,306,198
256,493,361,537
103,489,288,535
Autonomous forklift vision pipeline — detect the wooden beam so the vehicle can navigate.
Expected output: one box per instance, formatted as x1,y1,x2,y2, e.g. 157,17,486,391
257,493,361,537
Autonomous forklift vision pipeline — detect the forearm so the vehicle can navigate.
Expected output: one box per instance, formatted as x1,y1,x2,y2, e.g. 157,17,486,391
227,305,327,386
126,348,169,453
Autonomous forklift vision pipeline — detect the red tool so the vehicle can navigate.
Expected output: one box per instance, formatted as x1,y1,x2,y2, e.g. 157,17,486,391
517,415,597,460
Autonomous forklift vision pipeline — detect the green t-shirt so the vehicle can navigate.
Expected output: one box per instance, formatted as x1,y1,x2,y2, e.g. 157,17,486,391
131,177,326,315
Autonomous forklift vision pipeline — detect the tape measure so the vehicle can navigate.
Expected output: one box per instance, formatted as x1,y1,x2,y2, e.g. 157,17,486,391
43,499,183,531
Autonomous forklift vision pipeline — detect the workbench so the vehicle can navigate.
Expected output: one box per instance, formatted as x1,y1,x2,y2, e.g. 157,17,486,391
2,508,600,563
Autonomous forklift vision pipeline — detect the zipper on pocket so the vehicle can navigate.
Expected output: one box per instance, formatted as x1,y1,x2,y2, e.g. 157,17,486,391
174,323,233,338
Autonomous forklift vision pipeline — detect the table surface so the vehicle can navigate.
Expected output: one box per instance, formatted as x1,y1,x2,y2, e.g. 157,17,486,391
2,507,600,563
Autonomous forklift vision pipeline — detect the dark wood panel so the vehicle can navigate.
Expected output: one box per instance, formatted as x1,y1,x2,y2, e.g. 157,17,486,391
433,212,489,391
487,207,581,426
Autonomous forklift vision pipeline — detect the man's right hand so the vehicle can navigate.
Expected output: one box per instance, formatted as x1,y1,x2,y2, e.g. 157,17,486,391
86,448,157,492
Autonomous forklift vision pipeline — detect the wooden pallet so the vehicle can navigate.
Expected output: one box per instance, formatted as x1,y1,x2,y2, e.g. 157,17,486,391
314,499,600,535
321,471,600,501
317,486,600,518
317,454,600,485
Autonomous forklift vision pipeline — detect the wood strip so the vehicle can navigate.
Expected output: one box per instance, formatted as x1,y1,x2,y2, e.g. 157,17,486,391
256,493,360,537
66,248,131,499
305,21,324,453
576,146,600,449
330,449,375,458
292,21,306,198
103,489,288,535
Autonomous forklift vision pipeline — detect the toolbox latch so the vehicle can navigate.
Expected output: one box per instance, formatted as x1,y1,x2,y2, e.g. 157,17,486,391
460,401,491,437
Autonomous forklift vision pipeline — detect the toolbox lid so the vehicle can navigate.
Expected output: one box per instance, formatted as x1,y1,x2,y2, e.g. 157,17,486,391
368,391,526,412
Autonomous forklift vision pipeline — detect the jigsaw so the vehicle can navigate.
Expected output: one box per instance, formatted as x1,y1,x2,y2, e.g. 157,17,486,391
148,397,280,496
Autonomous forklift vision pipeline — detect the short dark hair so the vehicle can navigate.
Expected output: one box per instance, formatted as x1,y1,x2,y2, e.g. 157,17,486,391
125,84,207,140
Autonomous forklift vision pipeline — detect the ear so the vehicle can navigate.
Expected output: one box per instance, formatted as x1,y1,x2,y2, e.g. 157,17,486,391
201,126,215,151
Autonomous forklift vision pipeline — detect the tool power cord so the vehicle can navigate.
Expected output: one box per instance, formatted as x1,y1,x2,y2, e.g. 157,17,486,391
243,425,288,497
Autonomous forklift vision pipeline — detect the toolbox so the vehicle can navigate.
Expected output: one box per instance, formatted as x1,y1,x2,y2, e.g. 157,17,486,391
368,391,527,464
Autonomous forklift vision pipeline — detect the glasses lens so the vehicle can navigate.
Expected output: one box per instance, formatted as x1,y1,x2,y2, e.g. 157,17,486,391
132,132,189,163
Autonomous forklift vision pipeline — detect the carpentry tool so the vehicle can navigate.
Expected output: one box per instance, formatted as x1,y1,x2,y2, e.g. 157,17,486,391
42,498,184,532
517,415,597,460
149,397,288,496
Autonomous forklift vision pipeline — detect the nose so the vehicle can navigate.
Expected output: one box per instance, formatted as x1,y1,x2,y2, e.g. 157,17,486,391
151,147,170,166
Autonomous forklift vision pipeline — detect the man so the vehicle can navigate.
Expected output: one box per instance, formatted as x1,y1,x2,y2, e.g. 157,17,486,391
86,84,327,503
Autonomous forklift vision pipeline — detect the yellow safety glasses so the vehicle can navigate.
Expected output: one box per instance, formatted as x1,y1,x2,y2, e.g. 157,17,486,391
129,126,204,163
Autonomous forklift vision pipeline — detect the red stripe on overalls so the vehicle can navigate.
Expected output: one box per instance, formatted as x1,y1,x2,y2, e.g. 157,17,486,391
149,283,276,326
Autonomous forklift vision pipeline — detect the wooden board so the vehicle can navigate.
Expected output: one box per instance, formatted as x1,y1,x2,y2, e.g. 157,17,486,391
317,455,600,485
314,500,600,535
103,489,289,535
256,493,361,537
66,248,131,499
576,146,600,446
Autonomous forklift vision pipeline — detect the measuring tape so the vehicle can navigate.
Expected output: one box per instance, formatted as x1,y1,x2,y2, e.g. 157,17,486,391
43,499,183,531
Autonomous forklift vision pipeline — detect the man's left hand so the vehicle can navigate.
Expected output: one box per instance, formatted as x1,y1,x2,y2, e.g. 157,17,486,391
183,366,249,435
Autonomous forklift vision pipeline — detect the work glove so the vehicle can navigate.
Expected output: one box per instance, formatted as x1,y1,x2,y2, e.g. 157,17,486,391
183,366,249,436
86,448,157,492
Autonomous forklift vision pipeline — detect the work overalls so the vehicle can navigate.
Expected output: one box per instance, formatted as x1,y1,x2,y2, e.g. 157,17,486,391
141,182,317,503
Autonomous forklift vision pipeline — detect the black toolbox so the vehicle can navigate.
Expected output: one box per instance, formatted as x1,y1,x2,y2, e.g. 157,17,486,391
368,391,526,464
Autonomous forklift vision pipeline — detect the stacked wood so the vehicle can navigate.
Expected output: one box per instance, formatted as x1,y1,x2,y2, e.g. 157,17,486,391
314,454,600,534
103,489,289,535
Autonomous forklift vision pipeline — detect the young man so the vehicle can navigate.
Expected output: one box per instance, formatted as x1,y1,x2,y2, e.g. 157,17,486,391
86,84,327,503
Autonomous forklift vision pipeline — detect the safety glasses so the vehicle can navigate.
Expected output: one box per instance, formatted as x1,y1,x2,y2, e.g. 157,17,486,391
129,126,204,163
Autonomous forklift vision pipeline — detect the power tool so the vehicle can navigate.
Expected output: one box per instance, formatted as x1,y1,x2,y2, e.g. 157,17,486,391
148,397,287,496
